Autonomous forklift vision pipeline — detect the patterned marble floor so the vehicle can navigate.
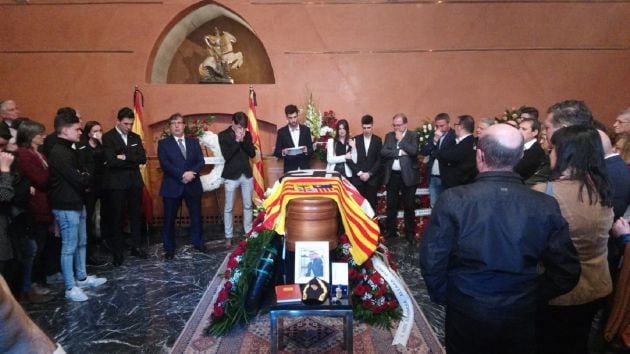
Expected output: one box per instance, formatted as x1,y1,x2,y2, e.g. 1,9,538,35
21,231,445,353
20,231,620,353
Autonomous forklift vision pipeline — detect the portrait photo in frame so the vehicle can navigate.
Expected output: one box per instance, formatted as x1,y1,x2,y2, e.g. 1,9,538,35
294,241,330,284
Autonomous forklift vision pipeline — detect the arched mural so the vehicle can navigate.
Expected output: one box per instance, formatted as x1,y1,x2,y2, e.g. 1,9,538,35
148,2,275,84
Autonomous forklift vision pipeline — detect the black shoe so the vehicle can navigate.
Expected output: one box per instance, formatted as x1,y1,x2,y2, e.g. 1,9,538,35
87,255,107,266
165,251,175,260
130,247,148,259
194,245,208,253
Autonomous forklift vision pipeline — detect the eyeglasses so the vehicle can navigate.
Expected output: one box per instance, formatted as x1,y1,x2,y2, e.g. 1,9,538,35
392,123,405,128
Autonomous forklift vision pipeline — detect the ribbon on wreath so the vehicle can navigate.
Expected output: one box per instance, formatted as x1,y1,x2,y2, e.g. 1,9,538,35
372,255,413,347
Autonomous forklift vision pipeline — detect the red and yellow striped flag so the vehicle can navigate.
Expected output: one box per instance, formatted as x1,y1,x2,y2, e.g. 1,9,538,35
247,85,265,206
132,86,154,221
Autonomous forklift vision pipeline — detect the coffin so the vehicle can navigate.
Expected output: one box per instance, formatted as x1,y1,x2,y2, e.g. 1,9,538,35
285,197,338,252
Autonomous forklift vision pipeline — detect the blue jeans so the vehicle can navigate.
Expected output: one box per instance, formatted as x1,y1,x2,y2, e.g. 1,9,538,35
53,208,87,290
429,176,444,208
224,175,253,239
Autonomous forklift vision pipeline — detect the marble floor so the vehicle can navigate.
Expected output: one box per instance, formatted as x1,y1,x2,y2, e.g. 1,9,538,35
20,229,620,353
20,229,445,353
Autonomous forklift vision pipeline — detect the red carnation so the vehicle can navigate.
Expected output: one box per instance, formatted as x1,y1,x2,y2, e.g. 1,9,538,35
348,268,359,280
224,281,232,290
227,257,238,268
232,246,245,257
224,270,231,279
369,273,381,284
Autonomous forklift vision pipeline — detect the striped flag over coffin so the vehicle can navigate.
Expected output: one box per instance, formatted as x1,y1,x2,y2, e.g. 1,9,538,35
263,176,379,265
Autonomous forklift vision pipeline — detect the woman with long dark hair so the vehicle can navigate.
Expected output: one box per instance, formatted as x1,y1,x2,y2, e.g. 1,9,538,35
534,125,614,354
325,119,355,178
15,119,54,303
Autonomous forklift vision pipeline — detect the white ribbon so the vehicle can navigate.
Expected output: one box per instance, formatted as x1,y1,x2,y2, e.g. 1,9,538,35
372,256,413,347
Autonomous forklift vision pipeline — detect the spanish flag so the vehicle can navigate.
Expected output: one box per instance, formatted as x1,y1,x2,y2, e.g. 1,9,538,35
131,87,153,221
247,85,265,207
263,177,379,265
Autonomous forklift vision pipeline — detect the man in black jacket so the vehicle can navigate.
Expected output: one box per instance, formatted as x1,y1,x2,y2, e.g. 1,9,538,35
435,115,477,189
219,112,256,248
420,124,580,354
102,107,148,265
49,111,106,302
350,114,382,210
514,118,546,180
273,104,313,173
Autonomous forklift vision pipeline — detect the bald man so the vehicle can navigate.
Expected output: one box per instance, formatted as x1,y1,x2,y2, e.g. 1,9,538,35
420,124,580,354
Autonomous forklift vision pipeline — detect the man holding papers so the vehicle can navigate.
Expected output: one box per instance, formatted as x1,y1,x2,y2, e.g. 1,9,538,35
273,104,313,173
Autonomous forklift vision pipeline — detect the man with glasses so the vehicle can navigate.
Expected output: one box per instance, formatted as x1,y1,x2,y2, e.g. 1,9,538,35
273,104,313,173
381,113,420,241
157,113,206,260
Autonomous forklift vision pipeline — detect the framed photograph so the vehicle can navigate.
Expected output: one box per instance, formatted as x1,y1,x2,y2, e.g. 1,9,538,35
294,241,330,284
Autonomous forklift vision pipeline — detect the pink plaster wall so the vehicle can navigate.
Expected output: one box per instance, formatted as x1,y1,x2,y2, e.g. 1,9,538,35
1,1,629,154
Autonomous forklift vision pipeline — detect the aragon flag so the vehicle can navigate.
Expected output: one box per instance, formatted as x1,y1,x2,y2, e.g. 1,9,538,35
247,85,265,206
131,86,154,221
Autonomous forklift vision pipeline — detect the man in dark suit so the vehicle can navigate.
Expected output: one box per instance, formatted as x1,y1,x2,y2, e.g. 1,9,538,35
0,100,19,138
102,107,147,266
436,115,477,189
421,113,456,207
514,118,546,180
273,104,313,173
157,113,206,260
381,113,420,241
350,114,382,210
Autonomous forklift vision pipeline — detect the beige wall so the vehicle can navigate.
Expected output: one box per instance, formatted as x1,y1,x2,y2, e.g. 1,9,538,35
1,0,629,154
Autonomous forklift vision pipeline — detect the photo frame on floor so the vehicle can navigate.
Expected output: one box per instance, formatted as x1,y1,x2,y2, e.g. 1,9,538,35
294,241,330,284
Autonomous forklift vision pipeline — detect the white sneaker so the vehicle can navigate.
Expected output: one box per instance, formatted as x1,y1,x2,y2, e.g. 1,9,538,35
46,272,64,284
76,275,107,288
65,287,88,302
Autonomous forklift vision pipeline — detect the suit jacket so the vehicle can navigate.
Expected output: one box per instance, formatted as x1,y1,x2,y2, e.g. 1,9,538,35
351,134,382,186
420,129,456,176
514,141,546,180
381,129,420,187
437,134,477,188
157,135,204,198
273,124,313,173
606,154,630,220
102,128,147,190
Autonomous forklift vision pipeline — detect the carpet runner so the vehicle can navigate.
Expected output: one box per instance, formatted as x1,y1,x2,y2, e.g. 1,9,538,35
172,256,444,353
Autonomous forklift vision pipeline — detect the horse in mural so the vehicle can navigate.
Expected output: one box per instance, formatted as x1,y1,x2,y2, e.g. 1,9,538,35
198,28,243,83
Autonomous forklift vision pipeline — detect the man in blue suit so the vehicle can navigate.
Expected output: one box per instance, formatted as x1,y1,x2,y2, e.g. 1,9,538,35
157,113,206,260
421,113,456,207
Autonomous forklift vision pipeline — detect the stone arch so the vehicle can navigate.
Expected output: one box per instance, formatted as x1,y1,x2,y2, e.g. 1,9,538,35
148,2,275,84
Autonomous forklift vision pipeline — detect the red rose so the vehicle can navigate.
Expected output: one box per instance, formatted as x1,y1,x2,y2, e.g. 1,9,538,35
213,305,224,318
239,240,247,248
224,270,231,279
227,257,238,268
362,299,372,309
353,285,367,296
217,288,229,302
369,273,381,284
224,281,232,290
364,259,373,268
232,247,245,257
348,268,359,280
204,126,209,131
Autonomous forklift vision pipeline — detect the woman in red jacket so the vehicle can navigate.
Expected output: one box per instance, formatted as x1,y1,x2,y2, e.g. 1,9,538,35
15,120,55,303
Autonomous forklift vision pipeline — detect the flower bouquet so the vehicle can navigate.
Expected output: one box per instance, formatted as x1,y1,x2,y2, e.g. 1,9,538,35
498,107,522,125
205,212,276,336
335,234,402,329
304,94,337,163
159,116,215,139
416,121,435,154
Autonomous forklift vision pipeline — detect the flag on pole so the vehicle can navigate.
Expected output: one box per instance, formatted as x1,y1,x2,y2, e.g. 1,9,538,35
132,86,154,221
247,85,265,206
